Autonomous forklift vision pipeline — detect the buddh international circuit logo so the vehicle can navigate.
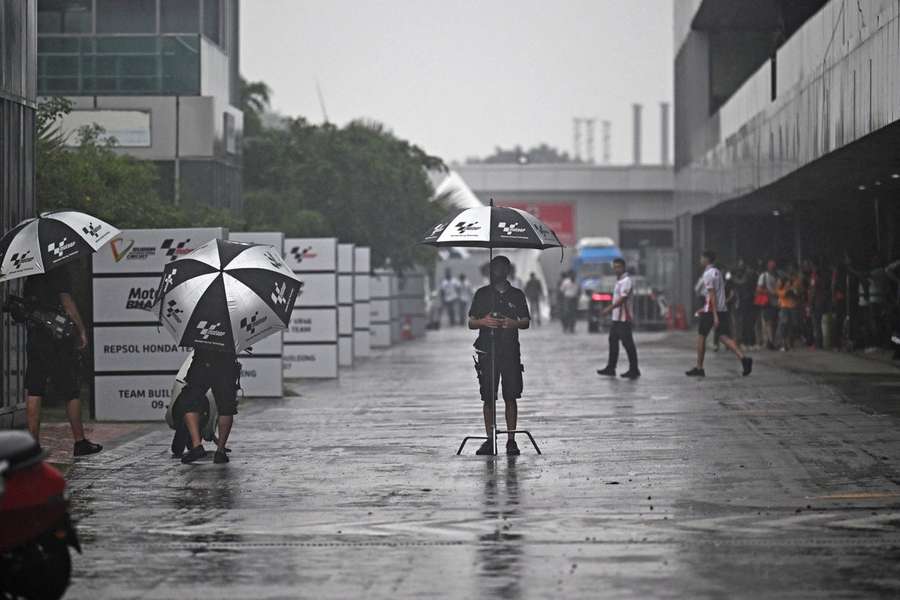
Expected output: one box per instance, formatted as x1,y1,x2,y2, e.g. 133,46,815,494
289,246,318,263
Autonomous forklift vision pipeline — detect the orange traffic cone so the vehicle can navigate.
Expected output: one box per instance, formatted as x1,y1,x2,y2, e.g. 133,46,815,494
401,316,413,340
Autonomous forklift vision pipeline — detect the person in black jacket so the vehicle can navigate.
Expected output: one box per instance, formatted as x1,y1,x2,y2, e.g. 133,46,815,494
467,256,531,456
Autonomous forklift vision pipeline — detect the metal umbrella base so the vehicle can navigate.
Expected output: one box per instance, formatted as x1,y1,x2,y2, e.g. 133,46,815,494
456,430,542,456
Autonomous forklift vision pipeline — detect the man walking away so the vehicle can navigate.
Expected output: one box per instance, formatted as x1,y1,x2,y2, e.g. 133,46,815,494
559,271,579,333
440,269,460,326
757,260,779,349
176,348,240,464
524,272,544,326
457,274,474,327
468,256,531,456
22,265,102,456
686,250,753,377
597,258,640,379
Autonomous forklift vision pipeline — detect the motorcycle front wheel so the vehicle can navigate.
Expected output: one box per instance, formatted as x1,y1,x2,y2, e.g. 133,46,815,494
0,533,71,600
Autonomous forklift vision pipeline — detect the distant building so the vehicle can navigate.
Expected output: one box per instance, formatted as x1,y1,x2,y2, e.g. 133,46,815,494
454,163,675,292
674,0,900,308
36,0,243,212
0,0,37,427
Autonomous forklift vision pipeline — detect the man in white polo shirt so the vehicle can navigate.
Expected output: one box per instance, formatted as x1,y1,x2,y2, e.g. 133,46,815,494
597,258,640,379
686,250,753,377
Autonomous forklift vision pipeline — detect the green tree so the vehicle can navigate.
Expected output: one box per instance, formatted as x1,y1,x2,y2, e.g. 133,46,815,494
240,77,272,138
243,116,447,270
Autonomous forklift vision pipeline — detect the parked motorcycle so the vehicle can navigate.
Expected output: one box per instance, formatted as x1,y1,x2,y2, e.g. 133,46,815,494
0,431,80,600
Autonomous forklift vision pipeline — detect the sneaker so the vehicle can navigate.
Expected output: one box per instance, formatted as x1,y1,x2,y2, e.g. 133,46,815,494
685,367,705,377
475,440,495,456
506,440,520,456
741,357,753,377
596,367,616,377
213,449,229,464
620,369,641,380
73,439,103,457
181,445,207,464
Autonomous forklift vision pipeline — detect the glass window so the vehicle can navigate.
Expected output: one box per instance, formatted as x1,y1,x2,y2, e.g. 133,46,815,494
161,0,199,33
202,0,220,44
96,0,156,34
38,0,92,34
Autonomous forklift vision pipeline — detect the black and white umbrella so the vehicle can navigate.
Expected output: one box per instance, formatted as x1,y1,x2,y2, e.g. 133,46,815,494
421,203,562,252
0,210,119,283
154,239,303,354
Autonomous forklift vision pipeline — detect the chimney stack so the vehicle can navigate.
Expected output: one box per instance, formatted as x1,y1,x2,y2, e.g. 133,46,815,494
632,103,642,165
660,102,670,165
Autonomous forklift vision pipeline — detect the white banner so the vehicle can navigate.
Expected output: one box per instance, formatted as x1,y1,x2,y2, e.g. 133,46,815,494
94,326,191,372
283,345,338,379
229,231,284,248
94,374,175,421
371,324,391,348
92,276,161,323
371,299,391,323
284,308,338,343
239,356,283,397
93,228,225,274
284,238,337,272
294,273,337,307
338,337,353,367
338,305,353,336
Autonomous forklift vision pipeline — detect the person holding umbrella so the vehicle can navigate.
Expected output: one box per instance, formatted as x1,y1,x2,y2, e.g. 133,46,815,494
422,199,561,455
468,256,531,455
0,210,119,454
153,239,303,464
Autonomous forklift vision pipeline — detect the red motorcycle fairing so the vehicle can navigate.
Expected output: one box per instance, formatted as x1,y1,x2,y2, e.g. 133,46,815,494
0,462,68,552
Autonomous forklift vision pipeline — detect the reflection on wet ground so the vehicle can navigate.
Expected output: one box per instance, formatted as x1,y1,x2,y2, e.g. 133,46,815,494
64,328,900,598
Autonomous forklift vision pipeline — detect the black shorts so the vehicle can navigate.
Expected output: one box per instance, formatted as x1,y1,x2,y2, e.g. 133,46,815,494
24,332,79,399
476,352,523,403
698,312,731,339
176,354,240,418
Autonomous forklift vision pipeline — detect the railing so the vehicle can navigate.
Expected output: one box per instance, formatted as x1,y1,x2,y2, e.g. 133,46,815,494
37,34,200,96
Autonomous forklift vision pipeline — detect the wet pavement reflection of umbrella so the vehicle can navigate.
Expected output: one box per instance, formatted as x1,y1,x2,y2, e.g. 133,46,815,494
153,239,303,354
420,200,563,455
0,210,119,282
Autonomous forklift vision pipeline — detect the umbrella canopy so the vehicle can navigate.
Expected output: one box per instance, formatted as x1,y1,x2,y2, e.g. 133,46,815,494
0,210,120,283
154,239,303,354
420,203,563,251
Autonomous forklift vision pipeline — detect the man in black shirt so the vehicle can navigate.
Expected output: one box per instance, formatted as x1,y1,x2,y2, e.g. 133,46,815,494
23,265,102,456
468,255,531,455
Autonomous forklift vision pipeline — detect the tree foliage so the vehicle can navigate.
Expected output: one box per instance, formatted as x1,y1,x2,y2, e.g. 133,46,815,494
466,143,580,165
240,77,272,139
243,117,447,270
36,98,242,230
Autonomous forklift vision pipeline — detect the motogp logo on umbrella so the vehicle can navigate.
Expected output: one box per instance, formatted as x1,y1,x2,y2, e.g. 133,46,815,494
240,312,268,335
47,237,76,258
289,246,317,263
10,251,33,270
430,223,446,236
264,251,284,270
455,221,481,234
164,300,183,323
161,268,177,293
196,321,226,340
498,222,527,235
82,223,102,238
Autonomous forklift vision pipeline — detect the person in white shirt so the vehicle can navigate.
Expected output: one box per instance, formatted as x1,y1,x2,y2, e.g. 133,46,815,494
597,258,640,379
686,250,753,377
559,272,579,333
440,269,460,326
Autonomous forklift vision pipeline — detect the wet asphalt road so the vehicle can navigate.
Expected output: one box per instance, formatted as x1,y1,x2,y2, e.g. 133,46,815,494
64,325,900,599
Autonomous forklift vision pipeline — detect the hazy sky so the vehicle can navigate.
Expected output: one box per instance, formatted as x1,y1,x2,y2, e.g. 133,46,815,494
241,0,673,165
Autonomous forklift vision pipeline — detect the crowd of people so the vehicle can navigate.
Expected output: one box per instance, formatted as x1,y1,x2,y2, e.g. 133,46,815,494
703,254,900,358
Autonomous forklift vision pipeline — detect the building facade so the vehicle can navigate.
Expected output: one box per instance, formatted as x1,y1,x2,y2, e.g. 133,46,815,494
37,0,243,211
674,0,900,309
455,163,675,292
0,0,37,427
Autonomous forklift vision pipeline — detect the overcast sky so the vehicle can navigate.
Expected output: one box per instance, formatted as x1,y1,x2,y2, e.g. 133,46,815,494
241,0,673,165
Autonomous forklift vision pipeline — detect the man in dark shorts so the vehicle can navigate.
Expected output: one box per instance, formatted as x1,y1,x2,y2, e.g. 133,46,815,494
23,265,102,456
175,348,240,464
468,255,531,456
686,250,753,377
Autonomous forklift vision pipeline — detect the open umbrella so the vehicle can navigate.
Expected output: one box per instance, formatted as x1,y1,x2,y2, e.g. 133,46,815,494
154,239,303,354
0,210,119,282
420,200,563,455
